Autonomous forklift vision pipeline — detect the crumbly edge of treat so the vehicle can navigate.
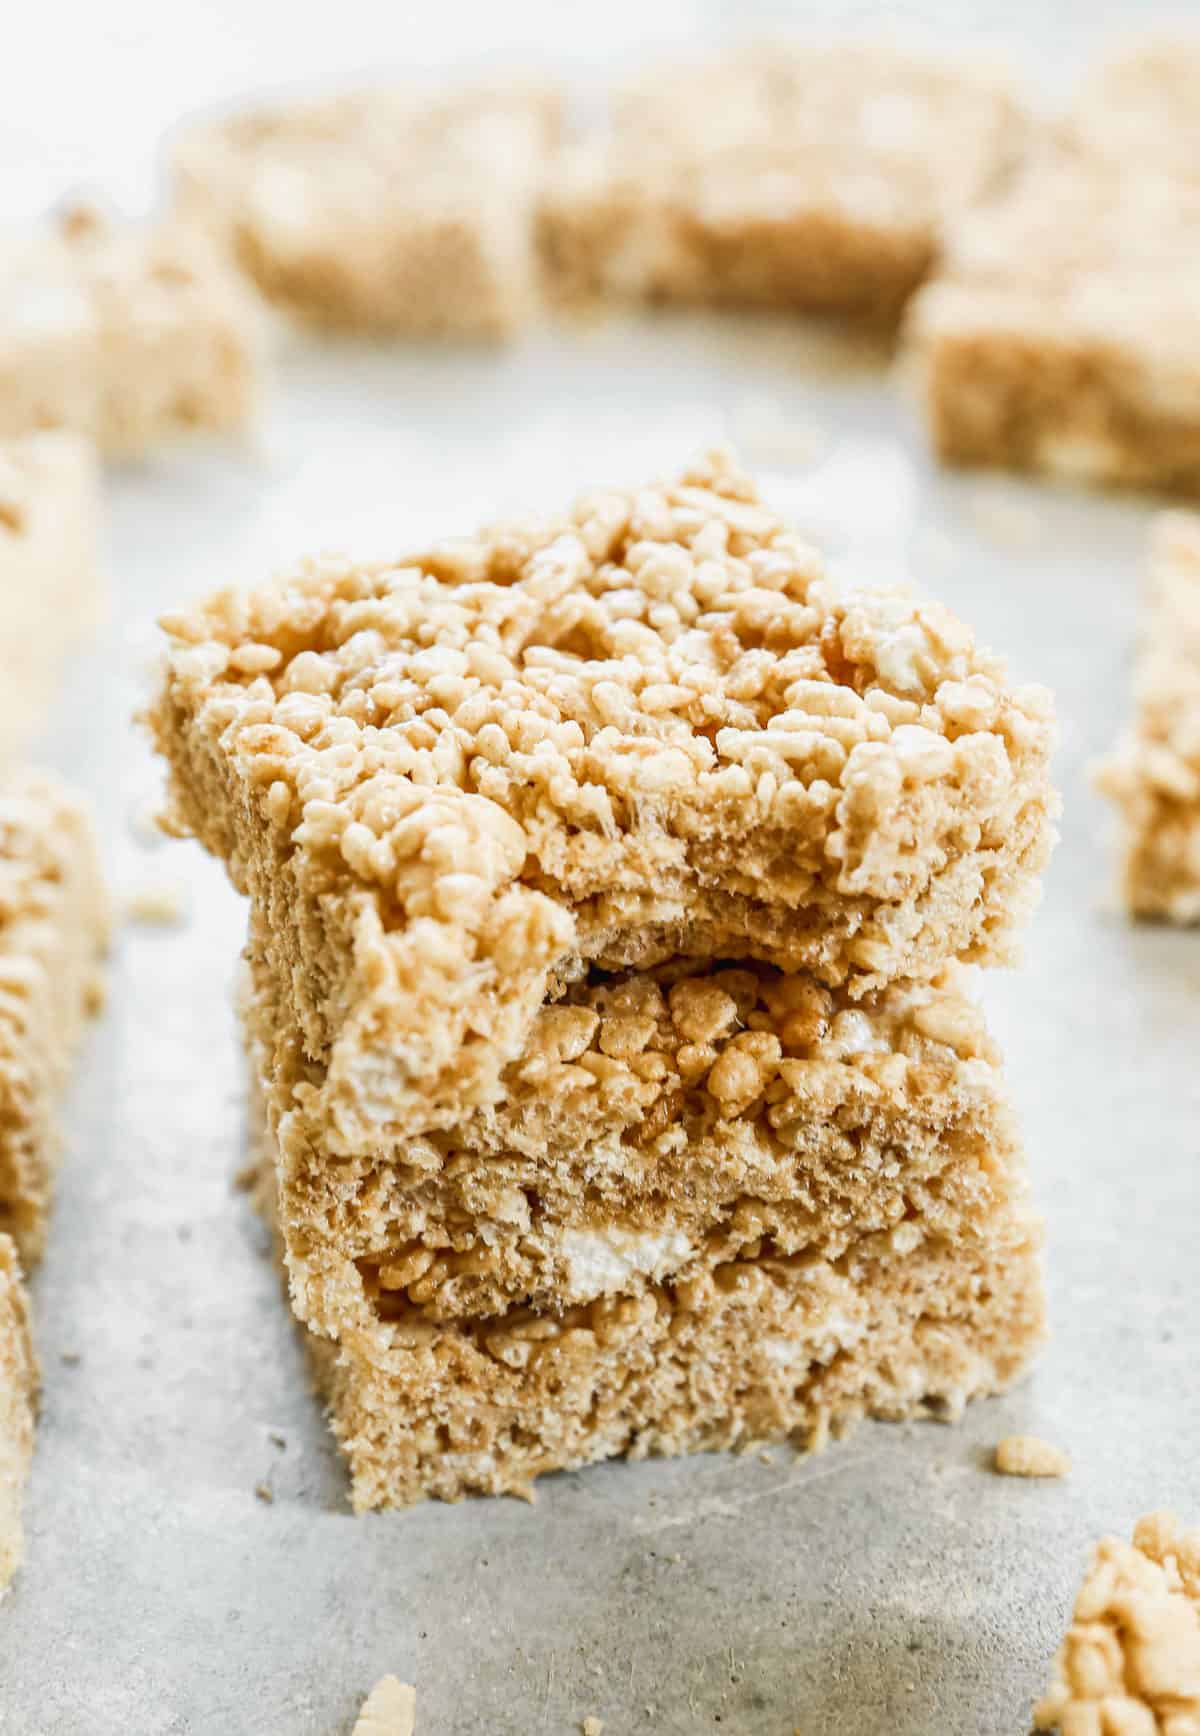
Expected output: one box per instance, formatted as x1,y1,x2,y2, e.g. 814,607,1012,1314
1034,1511,1200,1732
0,1234,37,1591
1096,514,1200,919
0,204,264,455
153,449,1057,1136
0,773,109,1263
244,945,1032,1330
0,432,101,760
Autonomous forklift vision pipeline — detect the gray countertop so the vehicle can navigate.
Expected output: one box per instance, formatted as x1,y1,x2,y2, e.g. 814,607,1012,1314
2,311,1197,1735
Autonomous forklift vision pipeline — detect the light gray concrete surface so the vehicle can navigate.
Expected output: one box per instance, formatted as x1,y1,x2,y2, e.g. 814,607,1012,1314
2,310,1198,1735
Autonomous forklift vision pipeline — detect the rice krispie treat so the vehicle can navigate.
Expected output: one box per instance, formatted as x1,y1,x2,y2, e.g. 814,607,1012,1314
1034,1511,1200,1734
0,1234,36,1591
152,451,1057,1148
249,1107,1042,1510
906,140,1200,493
0,432,100,764
245,944,1037,1343
539,43,1028,323
173,82,560,337
1096,515,1200,921
0,776,107,1263
0,201,262,457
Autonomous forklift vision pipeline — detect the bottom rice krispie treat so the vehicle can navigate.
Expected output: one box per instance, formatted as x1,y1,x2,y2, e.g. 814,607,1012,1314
251,1109,1041,1511
1034,1512,1200,1734
1097,514,1200,921
245,950,1045,1510
0,775,107,1264
0,1234,37,1591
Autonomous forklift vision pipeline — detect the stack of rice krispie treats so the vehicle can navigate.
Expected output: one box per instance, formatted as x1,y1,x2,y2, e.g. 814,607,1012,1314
152,450,1057,1509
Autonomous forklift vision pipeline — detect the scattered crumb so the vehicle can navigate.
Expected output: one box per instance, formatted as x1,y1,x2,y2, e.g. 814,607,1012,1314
268,1430,286,1450
353,1677,416,1736
232,1160,259,1192
967,486,1039,549
581,1718,604,1735
124,878,188,926
759,1451,774,1465
254,1481,274,1504
59,1350,81,1367
993,1435,1071,1478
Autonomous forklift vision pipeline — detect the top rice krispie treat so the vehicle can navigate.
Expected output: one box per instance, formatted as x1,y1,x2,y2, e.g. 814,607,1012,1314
540,42,1028,322
174,81,561,337
152,450,1056,1136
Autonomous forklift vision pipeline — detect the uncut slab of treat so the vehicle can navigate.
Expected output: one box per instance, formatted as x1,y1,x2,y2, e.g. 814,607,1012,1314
1033,1511,1200,1733
0,202,262,457
1097,515,1200,921
0,432,99,764
540,43,1028,323
0,775,107,1264
908,41,1200,492
173,82,561,337
153,450,1057,1508
0,1234,36,1593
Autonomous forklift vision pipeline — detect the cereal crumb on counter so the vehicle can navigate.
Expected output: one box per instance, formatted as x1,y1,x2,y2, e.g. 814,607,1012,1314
353,1677,416,1736
124,879,188,926
993,1435,1071,1478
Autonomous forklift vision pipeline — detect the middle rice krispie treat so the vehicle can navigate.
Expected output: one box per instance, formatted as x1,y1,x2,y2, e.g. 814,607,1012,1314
246,944,1037,1341
152,450,1057,1149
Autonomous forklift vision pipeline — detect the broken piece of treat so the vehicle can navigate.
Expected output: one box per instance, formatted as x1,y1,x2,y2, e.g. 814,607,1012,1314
0,1234,37,1593
0,432,100,763
1034,1511,1200,1732
173,81,560,337
540,43,1028,323
0,201,262,456
353,1677,416,1736
0,775,108,1264
1096,514,1200,921
153,449,1057,1151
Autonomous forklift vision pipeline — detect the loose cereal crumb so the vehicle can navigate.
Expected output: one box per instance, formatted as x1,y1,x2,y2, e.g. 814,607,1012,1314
1034,1511,1200,1732
353,1677,416,1736
254,1480,274,1503
582,1718,605,1736
993,1435,1070,1478
124,879,188,926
